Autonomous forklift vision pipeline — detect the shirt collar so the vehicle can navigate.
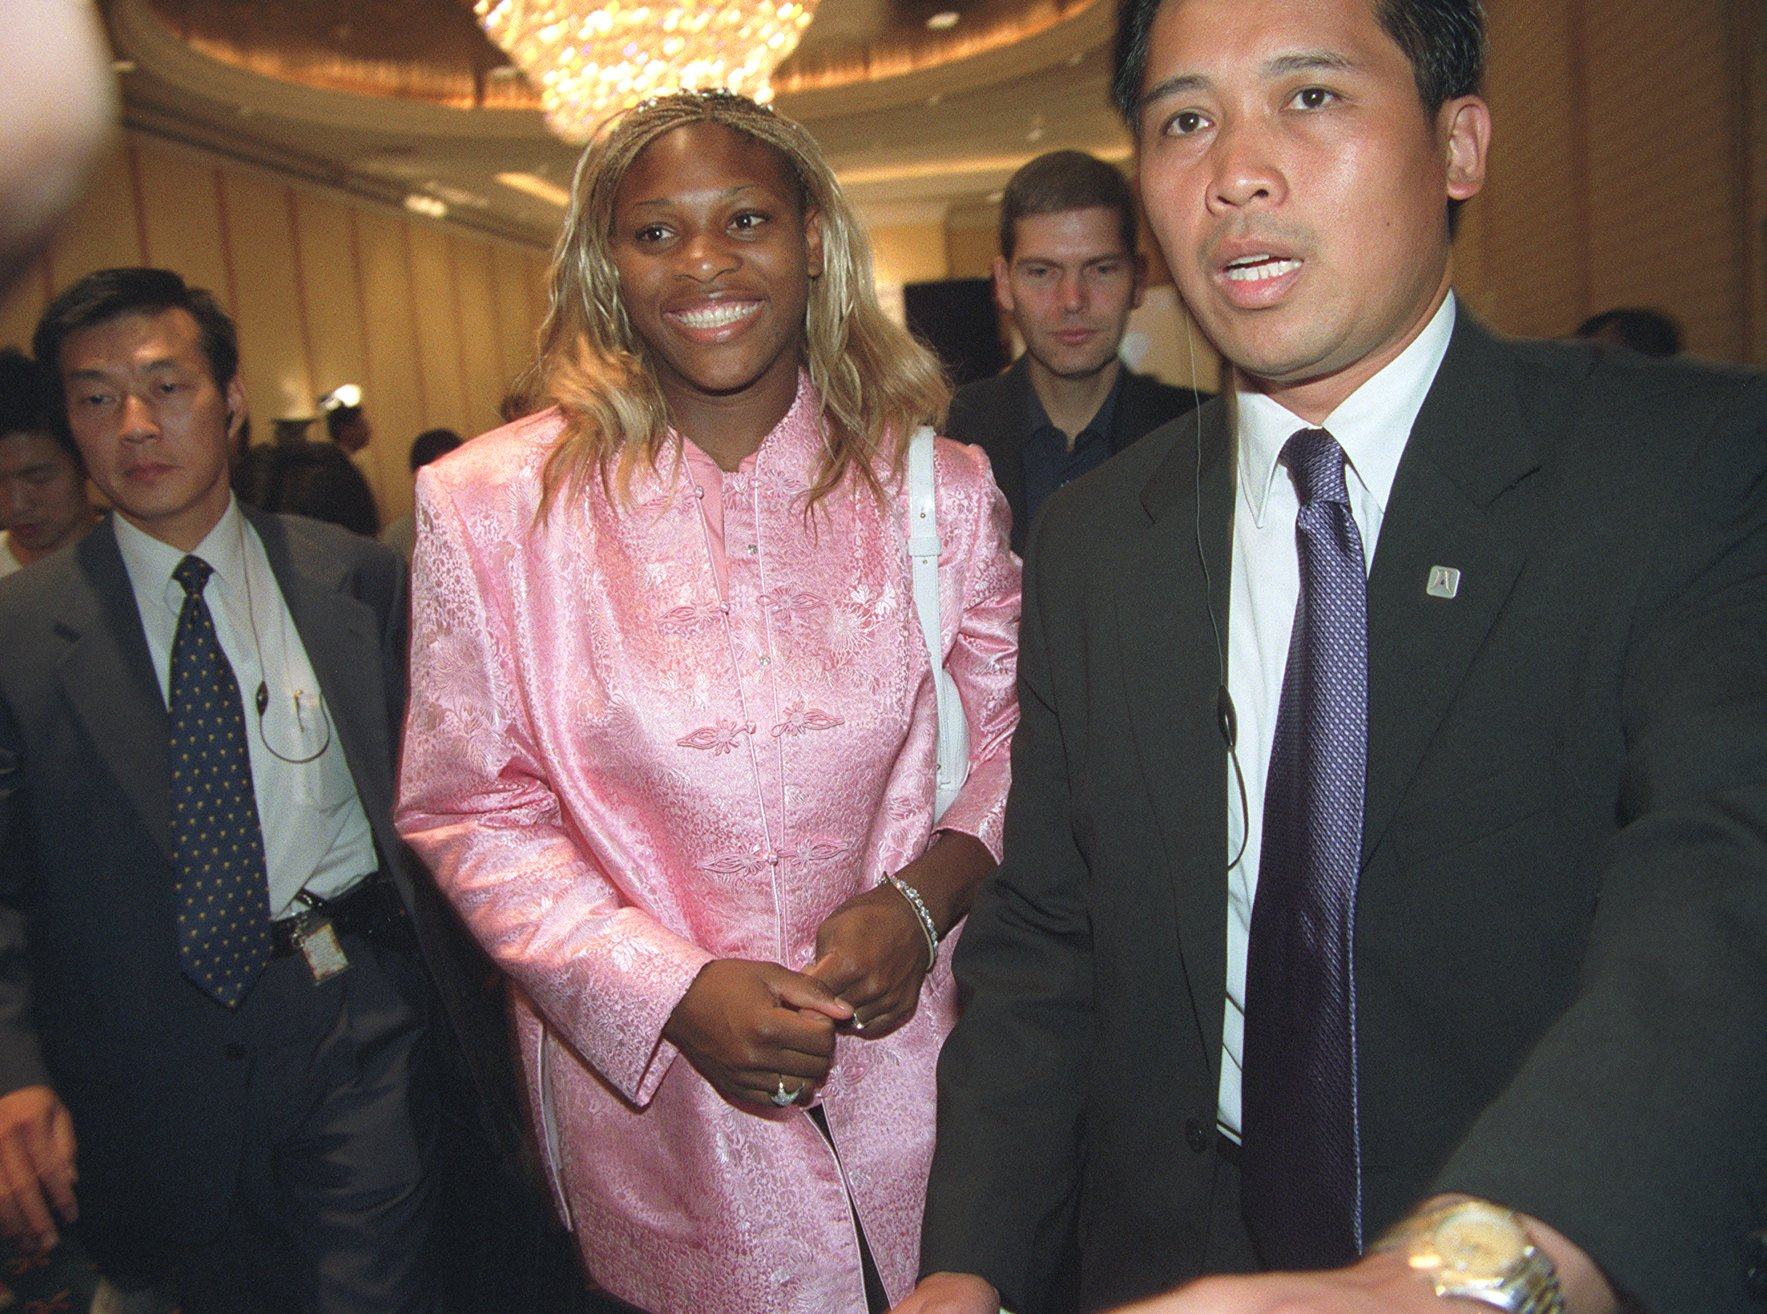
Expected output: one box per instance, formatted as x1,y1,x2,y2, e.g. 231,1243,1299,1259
1087,370,1123,443
1235,292,1456,526
114,494,251,613
1026,365,1125,444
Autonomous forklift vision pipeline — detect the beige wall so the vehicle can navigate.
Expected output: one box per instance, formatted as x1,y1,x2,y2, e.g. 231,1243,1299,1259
944,203,1000,281
0,130,553,524
1456,0,1763,364
870,221,952,289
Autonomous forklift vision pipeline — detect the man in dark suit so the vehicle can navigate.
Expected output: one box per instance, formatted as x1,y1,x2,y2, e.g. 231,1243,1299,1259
897,1,1767,1313
0,268,513,1312
946,150,1205,555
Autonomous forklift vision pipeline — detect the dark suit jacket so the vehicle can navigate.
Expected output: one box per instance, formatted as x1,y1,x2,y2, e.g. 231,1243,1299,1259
0,509,518,1250
921,316,1767,1312
946,356,1205,554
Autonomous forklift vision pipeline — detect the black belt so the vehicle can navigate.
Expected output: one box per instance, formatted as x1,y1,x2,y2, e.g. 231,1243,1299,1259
269,875,406,957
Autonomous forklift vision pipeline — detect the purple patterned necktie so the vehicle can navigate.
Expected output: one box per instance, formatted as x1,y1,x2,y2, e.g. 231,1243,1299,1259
1241,428,1368,1269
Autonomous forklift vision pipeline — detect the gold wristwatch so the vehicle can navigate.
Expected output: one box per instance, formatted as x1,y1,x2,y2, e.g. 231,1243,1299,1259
1380,1200,1566,1313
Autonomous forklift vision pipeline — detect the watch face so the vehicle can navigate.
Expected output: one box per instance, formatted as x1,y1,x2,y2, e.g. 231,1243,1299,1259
1438,1208,1528,1277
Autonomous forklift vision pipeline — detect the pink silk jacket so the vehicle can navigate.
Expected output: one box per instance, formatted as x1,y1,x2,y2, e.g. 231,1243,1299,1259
396,379,1020,1314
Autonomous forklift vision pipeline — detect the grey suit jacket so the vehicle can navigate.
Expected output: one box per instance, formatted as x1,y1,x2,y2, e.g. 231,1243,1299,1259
0,509,518,1243
920,316,1767,1312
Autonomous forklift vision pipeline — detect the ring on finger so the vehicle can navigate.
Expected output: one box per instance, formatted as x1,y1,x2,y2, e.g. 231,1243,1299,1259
771,1076,800,1107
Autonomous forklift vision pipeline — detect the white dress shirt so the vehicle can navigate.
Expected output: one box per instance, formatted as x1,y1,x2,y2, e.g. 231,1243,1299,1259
1218,294,1457,1137
114,496,378,918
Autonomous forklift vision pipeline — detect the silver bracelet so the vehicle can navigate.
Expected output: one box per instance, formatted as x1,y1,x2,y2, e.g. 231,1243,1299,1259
883,874,938,971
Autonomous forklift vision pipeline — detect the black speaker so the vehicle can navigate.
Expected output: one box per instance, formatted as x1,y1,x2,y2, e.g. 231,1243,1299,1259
903,276,1009,388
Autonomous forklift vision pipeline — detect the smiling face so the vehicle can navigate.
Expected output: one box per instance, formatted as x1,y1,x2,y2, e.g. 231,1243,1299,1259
995,206,1146,384
1133,0,1488,419
0,429,89,563
610,121,823,450
57,306,244,551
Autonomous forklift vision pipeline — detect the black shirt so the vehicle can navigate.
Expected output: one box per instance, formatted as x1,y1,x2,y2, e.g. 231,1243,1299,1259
1021,372,1124,528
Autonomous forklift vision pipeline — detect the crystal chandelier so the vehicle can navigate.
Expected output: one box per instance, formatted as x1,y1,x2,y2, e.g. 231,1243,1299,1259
475,0,821,142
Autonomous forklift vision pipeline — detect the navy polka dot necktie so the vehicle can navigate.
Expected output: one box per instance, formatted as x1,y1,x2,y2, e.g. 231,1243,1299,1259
1242,428,1368,1269
168,554,273,1008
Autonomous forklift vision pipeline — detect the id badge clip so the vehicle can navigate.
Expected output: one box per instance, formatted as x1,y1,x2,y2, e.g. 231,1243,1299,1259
291,890,350,984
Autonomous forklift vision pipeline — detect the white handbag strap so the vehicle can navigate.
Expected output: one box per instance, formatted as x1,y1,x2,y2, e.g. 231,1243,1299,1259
907,425,969,818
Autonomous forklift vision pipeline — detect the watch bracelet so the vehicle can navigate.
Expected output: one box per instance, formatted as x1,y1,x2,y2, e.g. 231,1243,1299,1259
1380,1201,1567,1314
1441,1242,1564,1314
1510,1247,1566,1314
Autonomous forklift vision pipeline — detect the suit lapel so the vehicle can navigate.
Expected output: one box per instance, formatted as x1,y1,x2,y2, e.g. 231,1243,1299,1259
1110,370,1157,455
249,513,394,837
1116,400,1235,1070
1362,318,1543,860
990,360,1032,536
55,522,175,860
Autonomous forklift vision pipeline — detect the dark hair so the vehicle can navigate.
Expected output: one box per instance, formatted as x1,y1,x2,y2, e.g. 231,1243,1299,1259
0,349,79,464
324,404,365,442
998,151,1139,261
408,427,463,471
1574,308,1682,358
32,268,240,403
1112,0,1486,124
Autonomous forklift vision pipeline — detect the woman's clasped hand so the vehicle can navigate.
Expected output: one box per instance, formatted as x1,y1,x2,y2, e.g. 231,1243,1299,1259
665,871,940,1109
663,958,852,1107
807,881,937,1037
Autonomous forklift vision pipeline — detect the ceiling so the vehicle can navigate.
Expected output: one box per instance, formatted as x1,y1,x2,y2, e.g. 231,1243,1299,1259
106,0,1135,247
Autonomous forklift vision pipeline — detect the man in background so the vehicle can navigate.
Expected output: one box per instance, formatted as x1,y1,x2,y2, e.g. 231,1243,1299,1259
945,149,1204,554
234,389,381,537
0,349,93,575
1573,307,1682,358
379,427,462,562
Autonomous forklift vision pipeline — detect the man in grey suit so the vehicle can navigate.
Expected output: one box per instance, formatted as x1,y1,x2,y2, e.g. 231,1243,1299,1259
0,268,494,1312
897,0,1767,1312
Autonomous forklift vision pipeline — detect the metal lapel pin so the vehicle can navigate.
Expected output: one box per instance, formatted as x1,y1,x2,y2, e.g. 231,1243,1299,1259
1426,565,1461,599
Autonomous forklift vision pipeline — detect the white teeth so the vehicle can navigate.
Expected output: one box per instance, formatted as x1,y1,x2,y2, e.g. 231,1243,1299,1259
1224,257,1300,283
673,301,759,329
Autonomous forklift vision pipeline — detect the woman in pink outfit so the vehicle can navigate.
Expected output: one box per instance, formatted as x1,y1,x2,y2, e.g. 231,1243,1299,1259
395,92,1019,1314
